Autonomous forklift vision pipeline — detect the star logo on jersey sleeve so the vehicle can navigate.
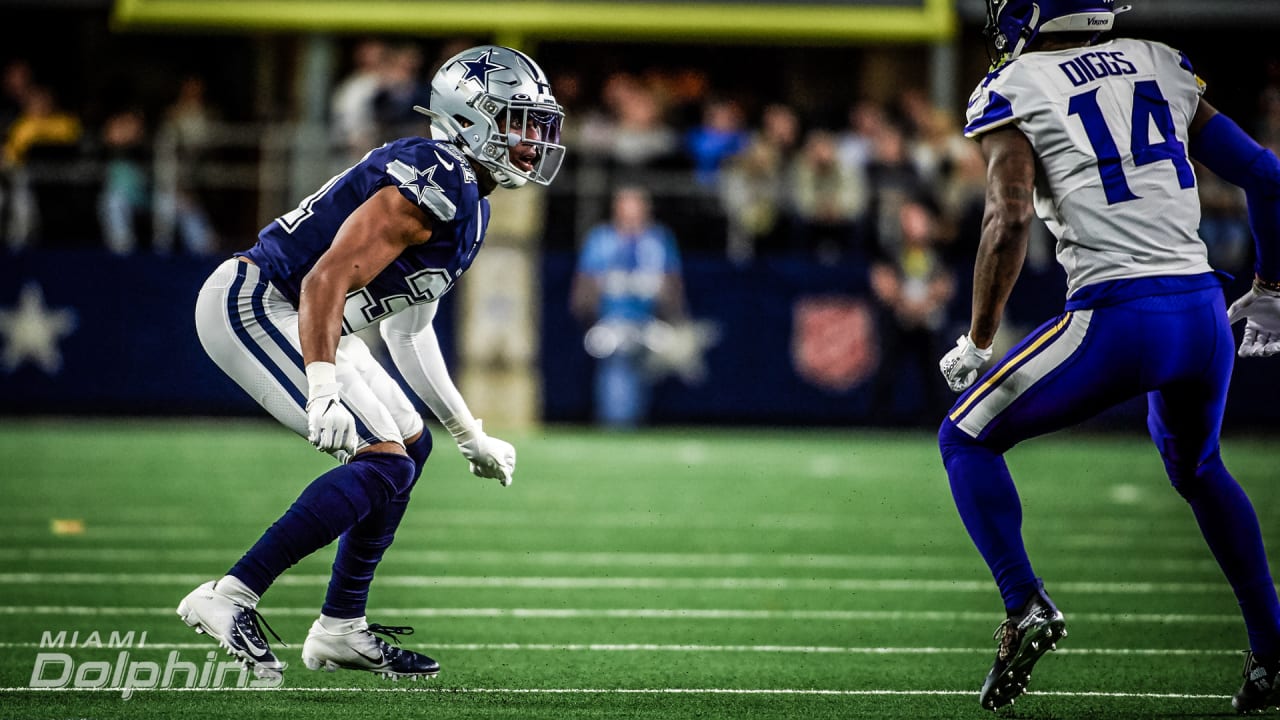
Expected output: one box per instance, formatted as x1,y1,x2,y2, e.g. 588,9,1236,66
386,158,457,221
387,159,443,204
458,49,509,89
0,282,78,375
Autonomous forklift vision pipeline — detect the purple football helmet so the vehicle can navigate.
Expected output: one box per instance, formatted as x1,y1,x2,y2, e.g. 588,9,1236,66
984,0,1132,62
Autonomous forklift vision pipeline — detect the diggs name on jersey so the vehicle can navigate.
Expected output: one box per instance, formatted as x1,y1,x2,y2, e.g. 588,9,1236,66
1059,51,1137,87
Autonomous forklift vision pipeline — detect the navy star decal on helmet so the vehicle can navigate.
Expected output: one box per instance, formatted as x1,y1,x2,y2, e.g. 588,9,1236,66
458,48,510,89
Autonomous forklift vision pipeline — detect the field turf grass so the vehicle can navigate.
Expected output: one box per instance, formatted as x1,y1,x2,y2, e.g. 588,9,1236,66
0,419,1277,719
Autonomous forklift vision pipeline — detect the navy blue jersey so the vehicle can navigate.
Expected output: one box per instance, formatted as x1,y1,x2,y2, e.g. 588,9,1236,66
239,137,489,332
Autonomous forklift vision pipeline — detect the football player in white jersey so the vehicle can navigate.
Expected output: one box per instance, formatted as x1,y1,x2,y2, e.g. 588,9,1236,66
176,46,564,680
939,1,1280,711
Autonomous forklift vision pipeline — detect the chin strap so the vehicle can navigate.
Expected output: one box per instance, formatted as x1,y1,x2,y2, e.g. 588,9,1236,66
491,168,527,189
1007,4,1040,60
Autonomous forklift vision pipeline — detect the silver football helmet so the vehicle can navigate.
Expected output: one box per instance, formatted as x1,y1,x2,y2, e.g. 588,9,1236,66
414,45,565,189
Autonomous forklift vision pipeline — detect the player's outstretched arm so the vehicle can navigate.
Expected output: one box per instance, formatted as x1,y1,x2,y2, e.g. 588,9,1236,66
298,187,433,453
1190,100,1280,357
940,126,1035,392
380,303,516,486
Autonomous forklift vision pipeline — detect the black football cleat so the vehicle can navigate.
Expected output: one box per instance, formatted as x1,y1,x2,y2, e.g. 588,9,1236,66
979,586,1068,711
1233,651,1280,713
303,619,440,679
177,580,287,679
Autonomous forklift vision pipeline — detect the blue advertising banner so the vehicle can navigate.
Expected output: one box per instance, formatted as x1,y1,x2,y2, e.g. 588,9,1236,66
0,250,250,415
0,250,450,416
539,251,1277,429
0,249,1273,429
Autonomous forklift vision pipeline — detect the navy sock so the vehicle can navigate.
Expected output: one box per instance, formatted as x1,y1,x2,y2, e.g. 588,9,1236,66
322,432,433,619
1172,453,1280,659
229,452,415,597
939,422,1040,612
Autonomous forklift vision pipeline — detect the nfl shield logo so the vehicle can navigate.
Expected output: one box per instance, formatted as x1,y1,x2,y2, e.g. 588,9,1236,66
792,296,878,392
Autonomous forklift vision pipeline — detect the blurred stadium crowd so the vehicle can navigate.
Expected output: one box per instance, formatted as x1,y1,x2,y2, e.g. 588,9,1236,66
2,8,1279,426
2,33,1271,269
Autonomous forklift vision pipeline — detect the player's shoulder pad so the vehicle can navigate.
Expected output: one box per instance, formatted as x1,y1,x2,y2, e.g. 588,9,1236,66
1131,38,1207,96
964,61,1022,139
382,138,478,223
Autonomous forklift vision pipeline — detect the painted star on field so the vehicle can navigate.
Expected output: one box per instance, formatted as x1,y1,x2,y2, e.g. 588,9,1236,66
0,282,78,374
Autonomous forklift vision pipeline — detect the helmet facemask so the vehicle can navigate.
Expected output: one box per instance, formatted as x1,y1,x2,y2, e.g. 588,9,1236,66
475,96,566,188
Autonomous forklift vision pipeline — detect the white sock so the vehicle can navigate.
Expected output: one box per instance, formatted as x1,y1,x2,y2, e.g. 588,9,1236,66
214,575,260,607
318,614,367,634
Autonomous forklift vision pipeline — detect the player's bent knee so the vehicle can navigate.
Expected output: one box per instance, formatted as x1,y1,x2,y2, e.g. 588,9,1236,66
349,451,417,496
1162,448,1230,500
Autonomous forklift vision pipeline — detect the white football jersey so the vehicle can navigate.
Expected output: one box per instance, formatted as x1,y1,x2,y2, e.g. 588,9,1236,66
965,38,1212,295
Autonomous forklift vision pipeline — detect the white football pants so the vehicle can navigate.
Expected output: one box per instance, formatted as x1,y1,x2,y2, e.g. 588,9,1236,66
194,258,424,458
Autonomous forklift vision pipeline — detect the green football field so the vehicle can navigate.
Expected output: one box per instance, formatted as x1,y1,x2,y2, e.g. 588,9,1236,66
0,419,1277,719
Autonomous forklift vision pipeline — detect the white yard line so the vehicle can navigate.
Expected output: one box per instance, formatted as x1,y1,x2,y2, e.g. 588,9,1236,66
0,572,1244,594
0,547,1222,572
0,511,1218,537
0,641,1238,656
0,686,1232,699
0,605,1242,623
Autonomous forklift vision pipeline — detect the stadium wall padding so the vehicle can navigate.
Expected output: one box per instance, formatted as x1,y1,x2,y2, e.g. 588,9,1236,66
1,249,1273,428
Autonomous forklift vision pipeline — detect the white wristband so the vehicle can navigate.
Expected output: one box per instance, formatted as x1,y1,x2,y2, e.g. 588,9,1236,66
443,413,479,441
305,362,339,398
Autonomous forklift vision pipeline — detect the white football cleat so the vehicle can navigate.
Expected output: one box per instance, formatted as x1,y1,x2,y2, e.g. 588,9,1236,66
177,579,286,679
301,616,440,679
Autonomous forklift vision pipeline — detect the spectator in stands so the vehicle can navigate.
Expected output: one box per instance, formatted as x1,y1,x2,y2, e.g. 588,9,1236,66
894,87,934,141
912,107,987,263
0,59,35,247
865,119,925,256
720,138,785,264
0,59,34,136
684,97,750,186
581,73,680,170
98,109,150,255
571,186,687,429
868,196,955,425
154,75,217,255
837,100,887,177
372,44,431,142
717,103,802,263
2,85,80,168
788,129,867,265
759,103,802,158
909,106,975,187
3,85,82,248
330,39,389,163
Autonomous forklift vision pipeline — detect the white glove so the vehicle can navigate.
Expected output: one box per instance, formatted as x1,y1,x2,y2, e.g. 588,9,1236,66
1228,282,1280,358
453,419,515,487
939,334,993,393
1238,320,1280,358
305,362,357,455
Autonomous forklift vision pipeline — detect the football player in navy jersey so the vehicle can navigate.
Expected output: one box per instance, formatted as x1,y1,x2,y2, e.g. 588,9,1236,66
177,45,564,680
939,1,1280,711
